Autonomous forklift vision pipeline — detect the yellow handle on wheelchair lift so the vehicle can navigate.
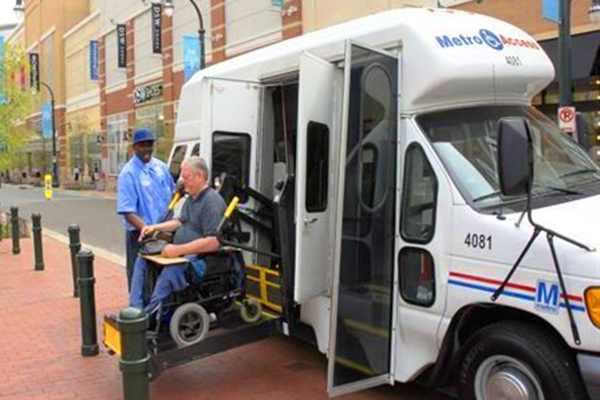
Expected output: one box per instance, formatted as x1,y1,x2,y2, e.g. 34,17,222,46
225,196,240,219
168,191,182,210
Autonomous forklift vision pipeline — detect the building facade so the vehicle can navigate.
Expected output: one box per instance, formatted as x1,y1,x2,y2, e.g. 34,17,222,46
19,0,91,184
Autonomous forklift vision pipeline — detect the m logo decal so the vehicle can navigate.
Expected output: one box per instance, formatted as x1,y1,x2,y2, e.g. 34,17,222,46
535,280,559,314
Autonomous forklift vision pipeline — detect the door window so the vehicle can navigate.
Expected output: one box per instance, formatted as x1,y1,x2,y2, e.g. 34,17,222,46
400,144,438,243
331,44,398,390
399,248,435,306
306,121,329,212
212,131,251,186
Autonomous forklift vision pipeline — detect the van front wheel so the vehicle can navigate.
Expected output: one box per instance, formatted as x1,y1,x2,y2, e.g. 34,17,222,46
458,321,587,400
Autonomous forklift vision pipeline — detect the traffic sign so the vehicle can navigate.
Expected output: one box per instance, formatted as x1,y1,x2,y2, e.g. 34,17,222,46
558,106,577,133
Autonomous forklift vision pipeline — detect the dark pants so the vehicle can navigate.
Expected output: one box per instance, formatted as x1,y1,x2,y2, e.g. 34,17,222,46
125,230,141,291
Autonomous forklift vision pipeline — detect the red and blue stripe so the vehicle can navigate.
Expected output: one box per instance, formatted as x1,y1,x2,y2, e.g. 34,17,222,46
449,271,586,312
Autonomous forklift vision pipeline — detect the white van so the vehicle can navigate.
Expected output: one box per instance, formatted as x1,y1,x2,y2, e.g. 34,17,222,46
168,7,600,400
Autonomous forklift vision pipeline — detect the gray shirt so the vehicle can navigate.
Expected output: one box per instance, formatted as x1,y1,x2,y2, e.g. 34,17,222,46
173,187,227,246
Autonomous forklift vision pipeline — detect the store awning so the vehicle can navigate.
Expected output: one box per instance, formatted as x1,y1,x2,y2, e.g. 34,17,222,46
539,30,600,84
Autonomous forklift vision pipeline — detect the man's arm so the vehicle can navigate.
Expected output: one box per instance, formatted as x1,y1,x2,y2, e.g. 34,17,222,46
124,214,145,231
161,236,219,258
140,219,182,241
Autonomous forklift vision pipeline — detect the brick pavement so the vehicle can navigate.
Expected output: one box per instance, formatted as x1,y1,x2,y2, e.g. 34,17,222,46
0,236,450,400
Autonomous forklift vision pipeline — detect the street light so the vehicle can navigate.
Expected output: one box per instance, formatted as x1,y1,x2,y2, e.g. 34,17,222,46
40,82,59,188
559,0,600,107
13,0,24,19
163,0,206,70
590,0,600,23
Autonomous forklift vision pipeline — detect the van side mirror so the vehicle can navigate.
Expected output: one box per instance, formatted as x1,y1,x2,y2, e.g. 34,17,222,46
497,117,532,197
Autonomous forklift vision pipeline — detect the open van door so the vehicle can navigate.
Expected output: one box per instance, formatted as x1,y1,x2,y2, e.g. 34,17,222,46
207,78,260,190
294,52,339,303
327,41,399,396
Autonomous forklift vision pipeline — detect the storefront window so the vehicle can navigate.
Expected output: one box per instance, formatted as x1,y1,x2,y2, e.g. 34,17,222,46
107,114,129,176
135,104,169,161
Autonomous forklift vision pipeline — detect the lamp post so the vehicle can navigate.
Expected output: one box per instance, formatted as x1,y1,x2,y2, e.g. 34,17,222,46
40,82,59,188
163,0,205,70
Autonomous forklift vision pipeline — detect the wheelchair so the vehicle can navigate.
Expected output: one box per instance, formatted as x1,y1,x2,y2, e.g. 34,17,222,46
142,247,262,349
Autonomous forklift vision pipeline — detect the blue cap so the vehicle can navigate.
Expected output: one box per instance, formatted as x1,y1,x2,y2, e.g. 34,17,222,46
132,127,156,144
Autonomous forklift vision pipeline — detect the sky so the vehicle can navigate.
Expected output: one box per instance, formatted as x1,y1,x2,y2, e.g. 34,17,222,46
0,0,19,27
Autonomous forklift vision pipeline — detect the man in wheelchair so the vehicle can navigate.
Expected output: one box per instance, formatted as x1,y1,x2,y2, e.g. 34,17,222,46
129,157,228,320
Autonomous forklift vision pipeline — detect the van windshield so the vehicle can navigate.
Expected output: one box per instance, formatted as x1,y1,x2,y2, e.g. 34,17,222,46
417,106,600,213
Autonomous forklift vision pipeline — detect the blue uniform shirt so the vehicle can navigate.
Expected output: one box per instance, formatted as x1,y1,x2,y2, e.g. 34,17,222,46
117,155,175,231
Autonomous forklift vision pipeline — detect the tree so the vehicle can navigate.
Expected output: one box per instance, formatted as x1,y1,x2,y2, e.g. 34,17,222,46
0,44,36,172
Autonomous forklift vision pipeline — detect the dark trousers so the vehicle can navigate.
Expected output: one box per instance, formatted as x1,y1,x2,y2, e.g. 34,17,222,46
125,230,141,292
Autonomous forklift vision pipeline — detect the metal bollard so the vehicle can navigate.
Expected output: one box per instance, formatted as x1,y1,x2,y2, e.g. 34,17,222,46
31,213,44,271
68,224,81,297
10,207,20,255
118,307,150,400
77,249,99,356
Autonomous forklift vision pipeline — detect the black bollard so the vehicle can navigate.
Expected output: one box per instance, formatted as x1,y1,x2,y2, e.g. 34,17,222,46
118,307,150,400
10,207,20,255
31,213,44,271
68,224,81,297
77,249,99,356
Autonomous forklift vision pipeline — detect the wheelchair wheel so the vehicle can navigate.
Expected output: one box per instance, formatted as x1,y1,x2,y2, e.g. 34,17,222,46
240,298,262,323
170,303,210,348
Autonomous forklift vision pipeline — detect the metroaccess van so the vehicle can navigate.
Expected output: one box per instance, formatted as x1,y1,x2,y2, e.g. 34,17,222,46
167,7,600,400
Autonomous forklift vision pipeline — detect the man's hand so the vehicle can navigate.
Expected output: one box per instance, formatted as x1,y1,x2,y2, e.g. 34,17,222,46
139,225,156,241
161,244,181,258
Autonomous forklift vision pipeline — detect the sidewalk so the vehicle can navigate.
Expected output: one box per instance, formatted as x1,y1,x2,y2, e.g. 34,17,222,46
0,236,449,400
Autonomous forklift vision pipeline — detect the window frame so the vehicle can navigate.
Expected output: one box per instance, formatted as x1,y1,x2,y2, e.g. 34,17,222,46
400,142,439,245
305,121,330,213
398,247,436,308
211,131,252,187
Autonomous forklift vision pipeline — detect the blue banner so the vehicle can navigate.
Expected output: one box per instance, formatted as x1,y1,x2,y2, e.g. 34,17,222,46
542,0,560,24
42,103,53,138
0,36,5,104
90,40,99,81
271,0,283,7
183,35,200,82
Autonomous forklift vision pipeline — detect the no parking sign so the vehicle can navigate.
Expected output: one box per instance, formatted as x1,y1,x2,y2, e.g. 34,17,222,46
558,106,577,133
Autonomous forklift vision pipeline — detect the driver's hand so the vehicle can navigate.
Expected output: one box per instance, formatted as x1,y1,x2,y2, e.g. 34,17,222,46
139,225,156,241
161,244,179,258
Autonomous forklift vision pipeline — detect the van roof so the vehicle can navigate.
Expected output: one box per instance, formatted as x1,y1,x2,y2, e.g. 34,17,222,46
178,7,553,121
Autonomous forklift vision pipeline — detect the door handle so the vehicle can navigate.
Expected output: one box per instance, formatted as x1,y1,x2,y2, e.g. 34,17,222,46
304,217,318,225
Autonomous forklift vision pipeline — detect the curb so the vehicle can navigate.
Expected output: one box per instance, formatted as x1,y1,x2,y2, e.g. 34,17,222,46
44,228,126,267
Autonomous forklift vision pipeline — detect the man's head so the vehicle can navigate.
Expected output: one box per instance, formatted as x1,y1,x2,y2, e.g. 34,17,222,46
132,127,156,163
181,157,209,197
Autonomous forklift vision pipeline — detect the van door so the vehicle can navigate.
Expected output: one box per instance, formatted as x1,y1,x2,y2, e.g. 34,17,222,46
206,78,260,189
328,41,399,396
294,52,340,303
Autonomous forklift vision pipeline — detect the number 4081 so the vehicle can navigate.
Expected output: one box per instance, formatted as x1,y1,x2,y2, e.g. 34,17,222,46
464,233,492,250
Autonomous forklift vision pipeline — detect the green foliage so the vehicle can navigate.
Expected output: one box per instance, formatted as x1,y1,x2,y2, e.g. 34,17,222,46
0,44,36,171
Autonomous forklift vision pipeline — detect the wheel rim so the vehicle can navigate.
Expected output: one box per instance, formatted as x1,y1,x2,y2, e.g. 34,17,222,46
178,311,204,343
474,355,544,400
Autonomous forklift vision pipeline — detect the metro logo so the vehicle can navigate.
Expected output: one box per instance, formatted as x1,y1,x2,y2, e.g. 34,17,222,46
436,29,540,51
535,280,560,314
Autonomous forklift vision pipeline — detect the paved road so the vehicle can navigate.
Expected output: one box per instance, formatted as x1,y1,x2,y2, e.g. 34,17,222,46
0,184,125,257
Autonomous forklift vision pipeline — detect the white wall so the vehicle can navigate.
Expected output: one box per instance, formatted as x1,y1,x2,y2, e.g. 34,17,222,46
225,0,282,57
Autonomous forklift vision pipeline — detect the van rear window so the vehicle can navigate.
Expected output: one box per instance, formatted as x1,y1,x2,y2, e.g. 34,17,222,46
212,132,251,187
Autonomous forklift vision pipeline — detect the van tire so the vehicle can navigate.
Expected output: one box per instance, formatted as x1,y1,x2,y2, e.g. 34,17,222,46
458,321,587,400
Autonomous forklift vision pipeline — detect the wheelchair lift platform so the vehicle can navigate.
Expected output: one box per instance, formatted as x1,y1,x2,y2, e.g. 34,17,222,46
103,309,278,380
